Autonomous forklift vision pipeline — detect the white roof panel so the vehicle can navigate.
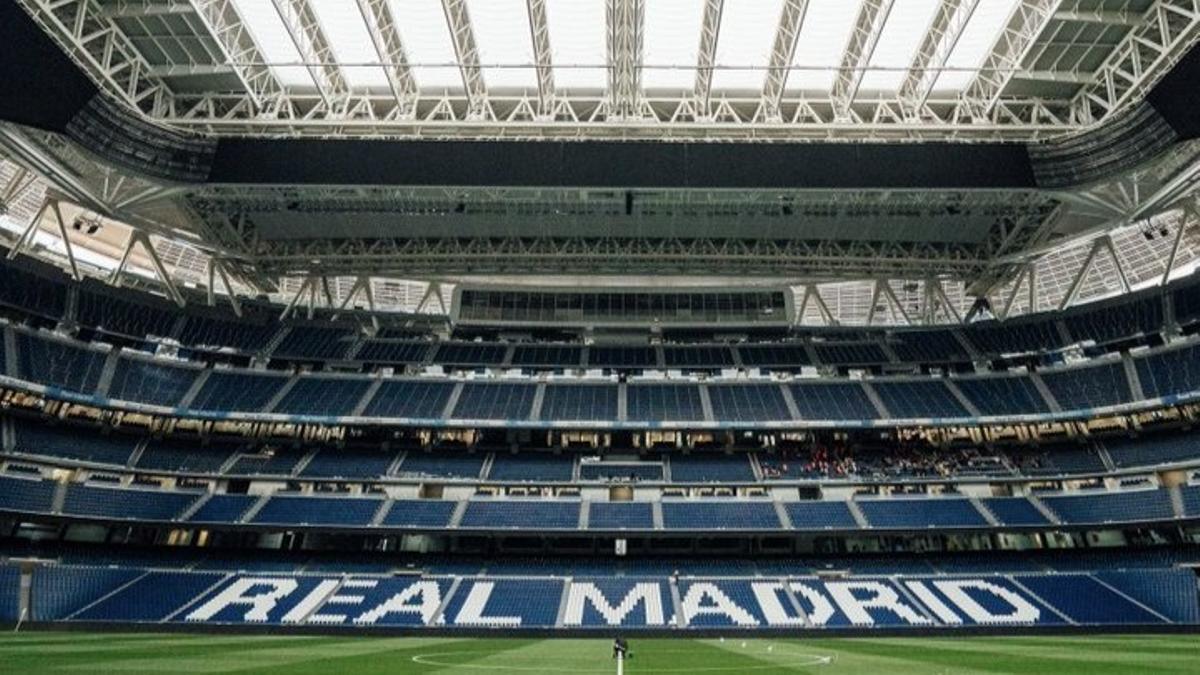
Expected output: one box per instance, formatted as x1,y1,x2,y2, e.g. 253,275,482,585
230,0,310,88
642,0,706,93
390,0,463,90
858,0,941,94
545,0,607,91
934,0,1022,92
788,0,864,93
711,0,786,94
468,0,538,92
311,0,386,91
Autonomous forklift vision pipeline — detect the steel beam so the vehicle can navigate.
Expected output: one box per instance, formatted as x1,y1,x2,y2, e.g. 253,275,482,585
441,0,489,119
693,0,724,115
188,0,286,110
526,0,555,116
831,0,896,122
962,0,1063,122
270,0,349,109
606,0,646,120
759,0,810,122
356,0,418,116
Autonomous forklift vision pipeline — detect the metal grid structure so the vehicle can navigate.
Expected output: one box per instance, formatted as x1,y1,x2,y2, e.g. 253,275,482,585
12,0,1200,141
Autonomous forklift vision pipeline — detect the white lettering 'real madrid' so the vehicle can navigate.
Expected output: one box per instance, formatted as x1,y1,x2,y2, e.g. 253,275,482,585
789,582,836,626
904,580,963,625
354,580,444,626
563,582,665,626
309,579,378,624
750,582,806,626
933,579,1041,624
280,579,341,624
453,581,522,627
680,583,759,627
185,578,299,623
826,581,932,626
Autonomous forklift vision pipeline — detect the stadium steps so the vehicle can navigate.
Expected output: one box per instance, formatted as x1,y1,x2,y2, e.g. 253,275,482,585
125,439,148,468
239,495,271,524
1029,373,1063,413
528,384,546,421
176,493,212,521
969,496,1001,526
698,386,715,423
94,350,121,399
1122,353,1146,401
1006,576,1078,625
50,480,68,514
616,383,628,422
216,452,242,475
63,569,152,621
748,454,765,482
773,501,794,530
430,577,463,626
479,453,495,480
1088,573,1175,623
860,382,891,419
950,329,980,361
1096,443,1117,473
385,450,407,477
370,499,393,526
553,576,573,627
877,339,901,365
846,500,870,529
668,576,685,627
262,376,299,415
945,381,982,417
350,378,384,417
176,369,211,410
651,502,664,530
449,500,469,528
257,325,291,362
780,385,803,421
578,502,589,529
163,573,234,623
1169,485,1186,519
1027,495,1062,525
291,449,318,476
440,383,465,420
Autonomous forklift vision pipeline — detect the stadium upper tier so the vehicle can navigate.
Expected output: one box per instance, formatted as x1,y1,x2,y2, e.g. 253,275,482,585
3,256,1200,429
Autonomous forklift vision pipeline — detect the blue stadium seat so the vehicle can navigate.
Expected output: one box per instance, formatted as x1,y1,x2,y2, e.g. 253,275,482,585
0,474,56,513
107,357,199,407
1105,434,1198,469
460,500,581,530
954,375,1051,416
1135,344,1200,400
452,383,537,420
379,500,457,528
272,326,356,361
16,332,107,396
1041,361,1131,411
354,340,430,364
788,382,878,420
250,495,382,527
857,498,987,529
187,370,288,413
1042,489,1175,525
588,502,654,530
299,448,396,479
706,384,790,422
134,438,235,474
784,501,859,529
980,497,1051,526
626,384,705,421
62,484,196,521
670,454,755,482
871,380,969,419
660,501,780,530
487,452,575,482
396,451,485,479
272,377,371,417
362,380,455,419
13,420,137,466
539,384,618,421
186,494,258,524
32,566,143,620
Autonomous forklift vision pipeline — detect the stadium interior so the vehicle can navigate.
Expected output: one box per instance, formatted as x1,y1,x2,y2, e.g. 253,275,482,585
1,0,1200,665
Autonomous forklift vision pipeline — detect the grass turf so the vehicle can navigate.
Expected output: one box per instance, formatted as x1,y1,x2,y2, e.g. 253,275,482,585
0,632,1196,674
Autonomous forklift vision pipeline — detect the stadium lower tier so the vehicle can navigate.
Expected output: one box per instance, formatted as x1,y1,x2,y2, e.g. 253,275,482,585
6,563,1197,631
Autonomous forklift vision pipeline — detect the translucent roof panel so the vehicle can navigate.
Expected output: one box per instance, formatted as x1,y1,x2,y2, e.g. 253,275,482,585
390,0,463,90
468,0,538,92
311,0,387,91
857,0,941,94
788,0,864,93
711,0,785,94
545,0,606,91
642,0,706,93
933,0,1022,93
230,0,311,88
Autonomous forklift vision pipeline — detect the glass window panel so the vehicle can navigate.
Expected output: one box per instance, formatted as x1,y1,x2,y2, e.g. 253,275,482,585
933,0,1022,92
858,0,941,94
230,0,311,87
642,0,706,93
711,0,785,94
391,0,463,89
546,0,607,90
788,0,863,92
468,0,538,91
311,0,387,90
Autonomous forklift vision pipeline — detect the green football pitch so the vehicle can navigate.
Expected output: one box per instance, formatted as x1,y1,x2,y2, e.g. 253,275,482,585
0,632,1197,674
